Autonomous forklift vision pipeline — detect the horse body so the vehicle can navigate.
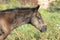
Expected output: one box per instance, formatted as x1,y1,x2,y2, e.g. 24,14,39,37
0,5,47,40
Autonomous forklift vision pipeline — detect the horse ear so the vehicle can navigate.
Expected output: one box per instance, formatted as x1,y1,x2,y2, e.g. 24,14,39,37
36,5,40,9
34,5,40,10
39,5,40,6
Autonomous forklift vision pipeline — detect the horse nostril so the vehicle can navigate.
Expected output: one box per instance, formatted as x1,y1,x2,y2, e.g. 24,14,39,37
40,25,47,32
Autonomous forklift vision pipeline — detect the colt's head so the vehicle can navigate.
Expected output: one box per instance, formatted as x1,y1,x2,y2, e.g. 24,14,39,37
31,11,47,32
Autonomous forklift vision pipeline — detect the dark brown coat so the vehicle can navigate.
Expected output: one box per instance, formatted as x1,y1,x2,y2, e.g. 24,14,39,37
0,5,47,40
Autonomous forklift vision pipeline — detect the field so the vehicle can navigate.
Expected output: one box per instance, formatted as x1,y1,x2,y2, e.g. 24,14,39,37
5,9,60,40
0,0,60,40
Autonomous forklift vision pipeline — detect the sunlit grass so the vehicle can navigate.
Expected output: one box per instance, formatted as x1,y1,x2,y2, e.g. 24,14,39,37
0,4,7,10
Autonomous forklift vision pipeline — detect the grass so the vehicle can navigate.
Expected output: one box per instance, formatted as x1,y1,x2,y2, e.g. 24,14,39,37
0,0,60,40
5,9,60,40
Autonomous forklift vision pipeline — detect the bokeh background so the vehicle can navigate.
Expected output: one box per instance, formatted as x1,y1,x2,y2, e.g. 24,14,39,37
0,0,60,40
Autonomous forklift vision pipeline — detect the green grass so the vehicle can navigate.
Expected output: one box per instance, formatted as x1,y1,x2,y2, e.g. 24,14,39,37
5,9,60,40
0,0,60,40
